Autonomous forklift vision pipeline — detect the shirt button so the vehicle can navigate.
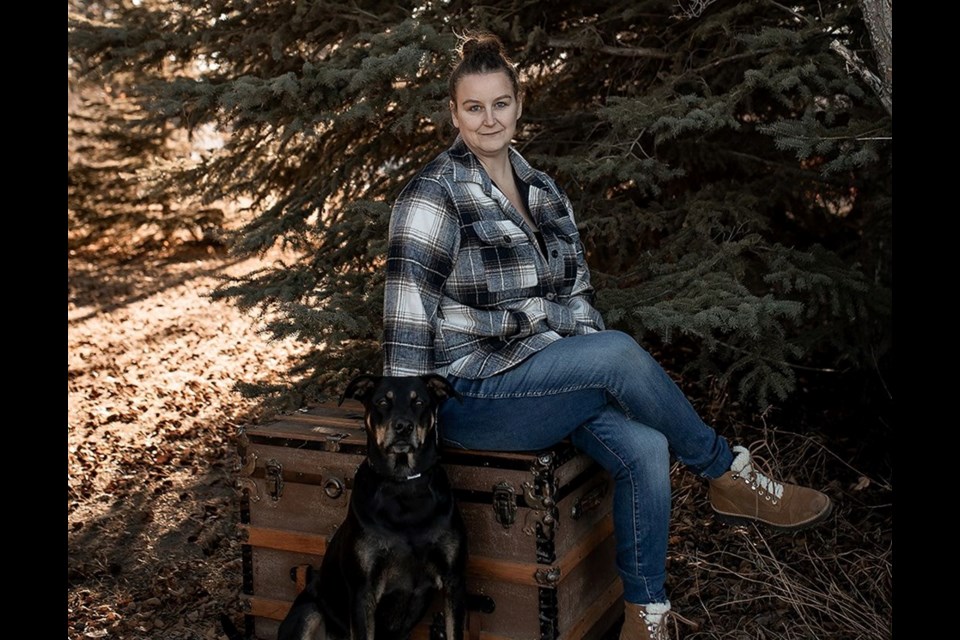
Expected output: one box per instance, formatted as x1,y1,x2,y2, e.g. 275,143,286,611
551,249,559,258
503,235,512,244
546,292,557,301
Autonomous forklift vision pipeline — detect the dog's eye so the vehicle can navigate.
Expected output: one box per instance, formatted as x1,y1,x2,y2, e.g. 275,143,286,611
412,399,425,407
376,398,390,408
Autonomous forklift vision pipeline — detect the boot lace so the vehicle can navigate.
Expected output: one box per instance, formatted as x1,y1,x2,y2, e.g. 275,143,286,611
641,607,700,639
731,446,784,505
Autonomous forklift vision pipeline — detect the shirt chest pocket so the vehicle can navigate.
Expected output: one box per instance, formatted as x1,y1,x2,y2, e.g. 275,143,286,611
469,219,540,292
543,214,583,284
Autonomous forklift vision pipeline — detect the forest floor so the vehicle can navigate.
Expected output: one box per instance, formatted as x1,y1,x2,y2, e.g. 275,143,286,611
66,241,893,640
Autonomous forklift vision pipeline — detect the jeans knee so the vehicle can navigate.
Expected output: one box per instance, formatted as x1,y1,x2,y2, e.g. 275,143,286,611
591,331,658,381
573,417,670,487
622,428,670,479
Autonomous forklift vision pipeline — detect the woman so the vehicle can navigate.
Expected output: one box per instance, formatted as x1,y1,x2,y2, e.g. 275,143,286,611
382,33,832,640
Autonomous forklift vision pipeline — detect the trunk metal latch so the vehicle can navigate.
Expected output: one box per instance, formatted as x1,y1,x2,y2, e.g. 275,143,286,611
266,459,284,501
492,481,517,527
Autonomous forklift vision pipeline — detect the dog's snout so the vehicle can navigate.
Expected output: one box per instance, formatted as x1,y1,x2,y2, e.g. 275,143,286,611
395,420,414,436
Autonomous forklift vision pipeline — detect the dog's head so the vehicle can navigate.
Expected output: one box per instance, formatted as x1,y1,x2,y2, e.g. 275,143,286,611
339,374,460,477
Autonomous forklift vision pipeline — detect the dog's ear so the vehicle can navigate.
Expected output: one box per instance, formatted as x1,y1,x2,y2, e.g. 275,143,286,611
339,374,380,406
422,374,463,404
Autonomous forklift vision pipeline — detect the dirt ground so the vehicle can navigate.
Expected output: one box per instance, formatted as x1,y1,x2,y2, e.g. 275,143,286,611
67,242,892,640
68,242,311,639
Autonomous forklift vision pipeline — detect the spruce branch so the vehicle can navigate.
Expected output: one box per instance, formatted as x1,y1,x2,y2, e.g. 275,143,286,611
764,0,813,25
674,0,720,20
546,37,672,59
710,337,840,375
828,38,891,115
765,0,892,115
691,47,783,73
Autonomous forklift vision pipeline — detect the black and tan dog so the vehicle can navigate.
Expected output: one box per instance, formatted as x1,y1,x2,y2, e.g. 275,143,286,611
277,374,467,640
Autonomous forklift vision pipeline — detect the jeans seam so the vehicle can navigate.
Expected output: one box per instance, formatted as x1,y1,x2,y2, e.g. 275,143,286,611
576,424,653,602
603,385,639,423
460,375,642,423
456,381,608,400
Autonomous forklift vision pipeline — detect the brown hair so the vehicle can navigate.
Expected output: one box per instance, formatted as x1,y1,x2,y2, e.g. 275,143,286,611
448,32,520,102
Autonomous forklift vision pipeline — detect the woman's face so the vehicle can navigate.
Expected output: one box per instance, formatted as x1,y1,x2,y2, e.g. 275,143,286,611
450,71,522,160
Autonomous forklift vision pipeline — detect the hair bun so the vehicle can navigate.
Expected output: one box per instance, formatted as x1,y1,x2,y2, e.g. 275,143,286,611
448,31,520,101
461,35,504,61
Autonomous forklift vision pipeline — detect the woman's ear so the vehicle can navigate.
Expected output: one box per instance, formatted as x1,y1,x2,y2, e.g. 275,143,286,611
449,100,459,129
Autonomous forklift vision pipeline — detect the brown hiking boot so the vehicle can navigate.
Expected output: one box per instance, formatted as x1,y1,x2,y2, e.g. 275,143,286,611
709,445,832,531
620,601,698,640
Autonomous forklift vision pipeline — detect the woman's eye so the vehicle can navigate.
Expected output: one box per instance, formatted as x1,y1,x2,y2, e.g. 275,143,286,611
469,105,482,112
496,101,507,108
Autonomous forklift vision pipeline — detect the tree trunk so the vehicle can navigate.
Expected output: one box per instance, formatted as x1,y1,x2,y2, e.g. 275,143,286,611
858,0,893,115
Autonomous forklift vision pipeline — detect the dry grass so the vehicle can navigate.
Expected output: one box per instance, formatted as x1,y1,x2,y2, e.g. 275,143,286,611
664,422,892,639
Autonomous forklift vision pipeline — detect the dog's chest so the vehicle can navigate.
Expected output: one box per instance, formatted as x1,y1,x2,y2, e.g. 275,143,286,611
354,516,459,574
359,535,444,590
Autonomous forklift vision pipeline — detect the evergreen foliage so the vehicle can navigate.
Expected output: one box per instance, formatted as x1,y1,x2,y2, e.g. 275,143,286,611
68,0,892,410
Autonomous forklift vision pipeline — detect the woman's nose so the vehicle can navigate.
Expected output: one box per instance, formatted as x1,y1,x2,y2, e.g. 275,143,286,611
482,109,495,126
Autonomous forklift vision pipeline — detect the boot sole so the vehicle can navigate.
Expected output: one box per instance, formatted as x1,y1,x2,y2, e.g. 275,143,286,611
712,498,834,532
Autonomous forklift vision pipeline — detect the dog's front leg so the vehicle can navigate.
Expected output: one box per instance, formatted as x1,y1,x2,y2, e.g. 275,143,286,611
442,574,466,640
349,584,378,640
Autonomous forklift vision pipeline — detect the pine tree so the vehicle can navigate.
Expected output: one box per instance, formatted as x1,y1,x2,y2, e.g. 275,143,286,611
68,0,892,410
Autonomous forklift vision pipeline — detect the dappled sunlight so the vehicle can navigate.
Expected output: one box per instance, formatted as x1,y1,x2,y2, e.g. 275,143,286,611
68,246,311,638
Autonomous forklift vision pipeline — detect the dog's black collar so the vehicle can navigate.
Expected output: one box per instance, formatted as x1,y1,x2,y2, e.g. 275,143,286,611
360,458,429,483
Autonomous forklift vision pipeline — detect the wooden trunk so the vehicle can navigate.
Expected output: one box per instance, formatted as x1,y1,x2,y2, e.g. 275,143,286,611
235,400,623,640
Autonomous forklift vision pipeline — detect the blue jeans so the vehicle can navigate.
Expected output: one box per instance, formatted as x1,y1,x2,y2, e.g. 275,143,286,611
437,330,734,605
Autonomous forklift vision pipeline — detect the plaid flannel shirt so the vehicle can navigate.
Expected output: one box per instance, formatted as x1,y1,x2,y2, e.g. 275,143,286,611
382,135,605,379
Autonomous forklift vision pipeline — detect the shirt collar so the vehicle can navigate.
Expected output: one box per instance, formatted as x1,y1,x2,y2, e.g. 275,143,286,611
448,134,547,191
